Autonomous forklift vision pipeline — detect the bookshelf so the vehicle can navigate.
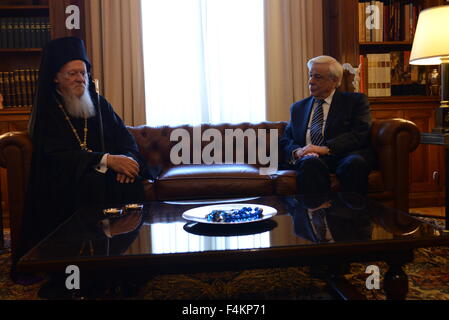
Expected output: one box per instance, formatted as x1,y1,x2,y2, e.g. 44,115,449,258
0,2,48,229
323,0,448,207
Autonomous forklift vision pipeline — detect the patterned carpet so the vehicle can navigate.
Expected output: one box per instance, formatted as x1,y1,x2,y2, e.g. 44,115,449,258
1,218,449,300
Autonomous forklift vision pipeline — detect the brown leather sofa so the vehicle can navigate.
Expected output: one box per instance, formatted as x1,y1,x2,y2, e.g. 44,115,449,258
0,118,420,259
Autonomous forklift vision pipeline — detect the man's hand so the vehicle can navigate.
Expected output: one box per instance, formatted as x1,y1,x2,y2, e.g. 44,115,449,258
116,173,135,184
107,155,140,181
295,144,330,160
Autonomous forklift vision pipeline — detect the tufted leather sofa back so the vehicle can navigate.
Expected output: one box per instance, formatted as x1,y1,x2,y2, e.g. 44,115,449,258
128,122,288,169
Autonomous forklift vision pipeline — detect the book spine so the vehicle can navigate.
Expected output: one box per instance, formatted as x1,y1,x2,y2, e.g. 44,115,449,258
11,17,18,48
0,19,5,48
13,70,20,107
403,50,411,83
379,1,383,42
24,17,31,48
374,1,380,42
404,4,410,41
37,17,44,48
31,69,38,99
19,70,27,108
388,0,395,41
4,72,14,108
18,18,26,48
367,54,374,97
372,1,378,42
375,54,381,97
379,54,384,96
24,69,32,107
2,73,6,107
384,53,391,97
365,2,371,42
395,2,400,41
359,55,365,94
6,18,13,49
359,2,365,42
47,18,52,43
30,17,37,48
383,2,389,41
412,4,418,40
0,72,4,109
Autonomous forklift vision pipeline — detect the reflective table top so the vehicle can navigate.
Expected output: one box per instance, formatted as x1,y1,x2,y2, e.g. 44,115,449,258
19,193,449,272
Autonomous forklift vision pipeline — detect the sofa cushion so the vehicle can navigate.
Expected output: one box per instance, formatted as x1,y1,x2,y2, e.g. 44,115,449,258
272,170,297,195
156,164,273,200
143,179,157,201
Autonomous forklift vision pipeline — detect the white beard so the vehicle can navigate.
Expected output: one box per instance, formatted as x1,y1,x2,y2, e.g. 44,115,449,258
62,90,96,119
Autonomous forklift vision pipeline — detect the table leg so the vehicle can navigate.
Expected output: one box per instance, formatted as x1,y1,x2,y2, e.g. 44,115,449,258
326,264,367,300
384,262,408,300
444,146,449,230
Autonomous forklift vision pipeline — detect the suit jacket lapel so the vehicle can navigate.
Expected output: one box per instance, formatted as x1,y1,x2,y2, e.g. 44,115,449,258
299,97,314,145
324,91,341,138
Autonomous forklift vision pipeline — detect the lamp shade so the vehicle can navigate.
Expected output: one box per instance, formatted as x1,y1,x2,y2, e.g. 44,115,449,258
410,5,449,65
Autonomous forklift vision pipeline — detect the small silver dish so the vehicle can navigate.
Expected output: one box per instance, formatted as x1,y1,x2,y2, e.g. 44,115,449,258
103,208,123,216
125,203,143,211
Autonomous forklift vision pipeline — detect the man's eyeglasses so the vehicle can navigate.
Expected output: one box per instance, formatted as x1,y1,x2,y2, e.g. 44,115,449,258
308,73,328,81
61,71,89,80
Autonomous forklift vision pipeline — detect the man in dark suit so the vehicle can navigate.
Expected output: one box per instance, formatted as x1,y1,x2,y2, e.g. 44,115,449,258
280,55,374,194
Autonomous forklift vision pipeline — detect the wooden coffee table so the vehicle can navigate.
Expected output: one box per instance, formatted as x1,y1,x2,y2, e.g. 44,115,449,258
18,193,449,300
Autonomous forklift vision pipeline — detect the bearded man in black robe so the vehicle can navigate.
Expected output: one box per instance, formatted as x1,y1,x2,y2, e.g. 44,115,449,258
15,37,154,269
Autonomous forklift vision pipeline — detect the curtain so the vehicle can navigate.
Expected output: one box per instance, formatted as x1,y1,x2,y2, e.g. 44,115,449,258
141,0,266,127
84,0,146,126
265,0,323,122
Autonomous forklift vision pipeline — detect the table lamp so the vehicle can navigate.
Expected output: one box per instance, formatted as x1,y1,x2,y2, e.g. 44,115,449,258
410,5,449,133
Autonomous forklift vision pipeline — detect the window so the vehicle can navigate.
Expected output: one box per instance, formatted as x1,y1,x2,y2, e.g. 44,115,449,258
141,0,266,126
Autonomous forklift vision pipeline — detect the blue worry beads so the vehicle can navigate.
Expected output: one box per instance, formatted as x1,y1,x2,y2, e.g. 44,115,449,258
206,207,263,223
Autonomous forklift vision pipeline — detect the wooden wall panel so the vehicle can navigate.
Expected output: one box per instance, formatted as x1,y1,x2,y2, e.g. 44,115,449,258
49,0,85,41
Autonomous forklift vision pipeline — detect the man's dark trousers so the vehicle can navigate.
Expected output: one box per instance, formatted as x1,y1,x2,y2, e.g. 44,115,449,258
294,153,370,194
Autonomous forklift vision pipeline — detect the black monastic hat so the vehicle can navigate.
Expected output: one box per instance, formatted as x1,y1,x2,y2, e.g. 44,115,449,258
29,37,93,138
42,36,91,78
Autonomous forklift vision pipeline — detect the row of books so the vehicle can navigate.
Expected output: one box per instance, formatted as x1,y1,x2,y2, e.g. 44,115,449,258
0,17,51,49
358,0,421,42
0,69,38,109
359,52,428,97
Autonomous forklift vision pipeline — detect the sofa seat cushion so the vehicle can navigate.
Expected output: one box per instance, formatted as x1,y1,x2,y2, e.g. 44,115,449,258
156,164,274,200
142,179,157,201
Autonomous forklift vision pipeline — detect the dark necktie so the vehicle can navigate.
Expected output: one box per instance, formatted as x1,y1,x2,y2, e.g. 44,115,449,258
310,99,325,146
312,208,328,242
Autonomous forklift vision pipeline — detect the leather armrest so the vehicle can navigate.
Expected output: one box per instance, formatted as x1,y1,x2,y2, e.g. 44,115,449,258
0,131,32,260
370,119,420,212
0,131,32,170
371,118,420,151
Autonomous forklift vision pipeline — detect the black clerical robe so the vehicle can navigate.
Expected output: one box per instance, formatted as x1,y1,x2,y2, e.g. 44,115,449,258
19,94,147,260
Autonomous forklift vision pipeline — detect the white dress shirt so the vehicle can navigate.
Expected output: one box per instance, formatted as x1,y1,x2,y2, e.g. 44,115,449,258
305,89,335,145
95,154,109,173
291,89,336,162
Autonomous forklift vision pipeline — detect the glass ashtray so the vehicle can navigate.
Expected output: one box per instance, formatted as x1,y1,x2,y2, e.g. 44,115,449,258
103,208,123,217
125,204,143,211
